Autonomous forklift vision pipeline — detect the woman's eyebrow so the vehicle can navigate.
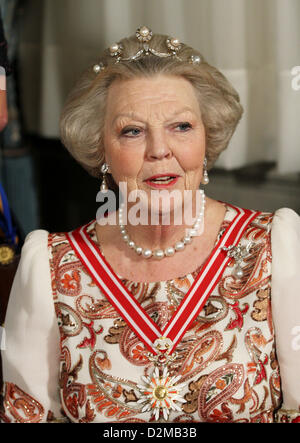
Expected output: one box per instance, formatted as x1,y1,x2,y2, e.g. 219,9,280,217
112,107,197,125
112,112,144,125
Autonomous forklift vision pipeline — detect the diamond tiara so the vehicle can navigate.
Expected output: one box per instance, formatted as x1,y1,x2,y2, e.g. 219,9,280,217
93,25,201,74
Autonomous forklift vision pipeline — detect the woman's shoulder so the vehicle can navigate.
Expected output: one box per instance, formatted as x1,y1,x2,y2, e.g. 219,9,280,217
24,228,49,243
20,229,50,260
11,230,53,286
270,207,300,263
271,207,300,228
269,207,300,248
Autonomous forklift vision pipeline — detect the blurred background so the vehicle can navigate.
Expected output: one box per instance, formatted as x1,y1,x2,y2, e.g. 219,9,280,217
0,0,299,237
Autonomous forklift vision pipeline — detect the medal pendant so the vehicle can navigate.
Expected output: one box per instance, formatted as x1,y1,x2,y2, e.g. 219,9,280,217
137,337,186,421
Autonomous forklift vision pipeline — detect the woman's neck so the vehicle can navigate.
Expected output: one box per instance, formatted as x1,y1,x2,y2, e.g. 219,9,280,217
123,222,190,250
119,196,208,251
94,197,227,283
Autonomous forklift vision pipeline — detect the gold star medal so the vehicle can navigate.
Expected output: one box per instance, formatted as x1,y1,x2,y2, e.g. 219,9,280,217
0,244,15,265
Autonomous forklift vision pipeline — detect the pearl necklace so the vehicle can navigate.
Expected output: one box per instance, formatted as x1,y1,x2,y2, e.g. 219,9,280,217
118,191,206,259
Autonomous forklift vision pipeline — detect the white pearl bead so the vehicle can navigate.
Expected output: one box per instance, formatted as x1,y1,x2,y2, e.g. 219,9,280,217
153,249,164,259
142,249,152,258
128,241,135,248
110,43,119,53
120,229,126,235
175,241,185,251
93,64,101,73
122,234,129,242
165,247,175,256
183,236,192,244
234,266,244,279
171,38,180,46
140,26,149,36
189,229,198,237
135,246,143,255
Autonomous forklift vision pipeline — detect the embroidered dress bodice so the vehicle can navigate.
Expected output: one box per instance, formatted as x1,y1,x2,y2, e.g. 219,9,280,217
48,204,279,422
1,203,300,423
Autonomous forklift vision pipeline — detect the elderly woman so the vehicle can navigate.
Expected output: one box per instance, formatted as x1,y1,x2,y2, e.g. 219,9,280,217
1,27,300,423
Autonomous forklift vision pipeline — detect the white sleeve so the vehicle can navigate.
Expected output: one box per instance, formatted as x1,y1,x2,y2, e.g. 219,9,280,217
1,230,64,423
271,208,300,422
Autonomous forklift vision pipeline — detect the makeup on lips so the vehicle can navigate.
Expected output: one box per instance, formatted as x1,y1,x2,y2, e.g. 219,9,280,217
144,173,180,188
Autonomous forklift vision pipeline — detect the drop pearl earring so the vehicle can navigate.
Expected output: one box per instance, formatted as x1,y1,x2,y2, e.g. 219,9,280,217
100,163,109,192
201,157,209,185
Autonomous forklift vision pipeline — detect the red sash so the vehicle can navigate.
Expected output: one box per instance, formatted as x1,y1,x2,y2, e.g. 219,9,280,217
66,205,259,356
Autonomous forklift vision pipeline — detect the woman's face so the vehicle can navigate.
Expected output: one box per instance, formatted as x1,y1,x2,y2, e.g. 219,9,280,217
103,74,206,214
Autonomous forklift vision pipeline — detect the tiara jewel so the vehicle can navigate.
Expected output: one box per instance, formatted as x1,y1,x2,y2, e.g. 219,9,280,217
190,54,201,64
166,37,181,52
93,26,201,74
109,43,123,57
93,61,105,73
136,25,153,42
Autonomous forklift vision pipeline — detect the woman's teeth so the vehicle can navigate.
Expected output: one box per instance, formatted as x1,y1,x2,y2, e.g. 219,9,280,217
150,176,175,183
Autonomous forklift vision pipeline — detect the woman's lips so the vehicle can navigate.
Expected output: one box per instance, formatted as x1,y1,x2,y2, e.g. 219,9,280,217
144,174,180,189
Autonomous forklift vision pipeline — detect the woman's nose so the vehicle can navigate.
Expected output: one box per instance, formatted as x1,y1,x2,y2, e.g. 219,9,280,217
145,130,172,161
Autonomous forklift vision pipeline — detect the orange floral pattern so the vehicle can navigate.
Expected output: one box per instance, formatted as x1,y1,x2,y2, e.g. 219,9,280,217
61,271,80,290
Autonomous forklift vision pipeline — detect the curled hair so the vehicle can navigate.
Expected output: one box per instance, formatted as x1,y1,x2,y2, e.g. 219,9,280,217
60,32,243,178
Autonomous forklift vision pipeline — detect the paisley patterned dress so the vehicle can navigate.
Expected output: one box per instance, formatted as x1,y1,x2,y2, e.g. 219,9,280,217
1,203,300,423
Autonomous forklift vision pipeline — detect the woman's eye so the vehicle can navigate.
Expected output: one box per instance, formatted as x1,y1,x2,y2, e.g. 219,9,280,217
175,122,192,132
121,127,141,137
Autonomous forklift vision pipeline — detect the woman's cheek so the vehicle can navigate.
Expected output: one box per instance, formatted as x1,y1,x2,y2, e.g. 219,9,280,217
119,151,143,178
110,154,144,188
106,141,139,177
176,150,204,179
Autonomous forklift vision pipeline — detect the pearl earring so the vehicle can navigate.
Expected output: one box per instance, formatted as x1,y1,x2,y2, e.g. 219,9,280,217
201,157,209,185
100,163,109,192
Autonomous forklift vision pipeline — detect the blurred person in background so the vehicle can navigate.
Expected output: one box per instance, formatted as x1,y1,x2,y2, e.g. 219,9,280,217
0,7,10,131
